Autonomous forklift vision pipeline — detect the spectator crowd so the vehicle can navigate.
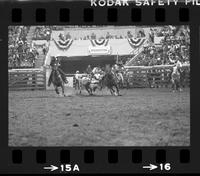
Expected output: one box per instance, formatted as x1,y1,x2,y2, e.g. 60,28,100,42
8,26,40,68
8,26,190,69
33,26,51,40
34,26,144,40
124,26,190,66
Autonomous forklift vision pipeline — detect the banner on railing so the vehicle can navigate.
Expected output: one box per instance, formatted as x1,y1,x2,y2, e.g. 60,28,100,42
53,38,73,50
127,37,146,49
124,63,190,69
90,39,109,47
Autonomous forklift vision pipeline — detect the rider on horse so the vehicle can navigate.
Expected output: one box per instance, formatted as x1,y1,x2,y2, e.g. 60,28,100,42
111,60,125,87
86,64,93,79
48,56,67,86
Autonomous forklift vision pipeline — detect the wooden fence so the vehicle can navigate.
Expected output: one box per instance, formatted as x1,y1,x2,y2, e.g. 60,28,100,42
8,65,190,91
9,69,46,91
125,64,190,88
71,65,190,89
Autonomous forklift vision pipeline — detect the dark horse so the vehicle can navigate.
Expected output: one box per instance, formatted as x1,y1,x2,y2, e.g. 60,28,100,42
100,72,120,96
48,59,68,96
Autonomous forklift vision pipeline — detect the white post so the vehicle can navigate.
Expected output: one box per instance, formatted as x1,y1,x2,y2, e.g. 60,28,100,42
45,66,54,90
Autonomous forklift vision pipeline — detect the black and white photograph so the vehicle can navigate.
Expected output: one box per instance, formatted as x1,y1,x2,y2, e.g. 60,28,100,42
8,25,190,146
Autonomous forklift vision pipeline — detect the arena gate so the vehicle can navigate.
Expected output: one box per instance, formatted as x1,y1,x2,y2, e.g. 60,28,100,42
125,64,190,88
9,68,46,91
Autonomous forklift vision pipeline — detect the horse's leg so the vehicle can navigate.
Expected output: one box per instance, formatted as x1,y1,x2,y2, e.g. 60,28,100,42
62,84,66,97
119,81,122,89
87,83,93,95
175,80,178,91
127,79,130,89
114,85,119,96
112,86,117,96
89,87,93,95
110,87,114,95
171,79,175,92
93,86,97,92
88,87,93,95
55,86,59,95
74,80,77,90
178,77,183,91
79,82,82,94
85,84,90,95
175,79,178,90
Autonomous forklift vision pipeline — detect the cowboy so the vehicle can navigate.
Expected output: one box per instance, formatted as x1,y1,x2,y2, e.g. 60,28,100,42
74,70,81,89
50,56,67,83
86,64,92,74
47,57,56,86
56,58,67,83
75,70,80,80
86,64,94,79
175,56,182,68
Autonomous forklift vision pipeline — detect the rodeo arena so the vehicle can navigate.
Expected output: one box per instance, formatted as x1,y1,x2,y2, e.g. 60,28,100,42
9,26,190,146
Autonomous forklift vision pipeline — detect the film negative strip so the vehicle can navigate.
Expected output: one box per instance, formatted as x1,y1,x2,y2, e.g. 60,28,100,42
0,0,200,174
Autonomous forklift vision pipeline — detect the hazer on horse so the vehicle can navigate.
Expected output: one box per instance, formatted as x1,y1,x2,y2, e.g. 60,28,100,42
111,61,126,89
99,64,120,96
47,57,68,96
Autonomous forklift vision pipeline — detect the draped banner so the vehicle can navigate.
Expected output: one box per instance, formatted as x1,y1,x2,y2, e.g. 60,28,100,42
53,33,73,50
90,39,109,47
127,37,146,49
53,38,73,50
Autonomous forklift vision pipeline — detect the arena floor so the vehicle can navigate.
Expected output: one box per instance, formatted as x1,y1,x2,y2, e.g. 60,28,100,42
8,87,190,146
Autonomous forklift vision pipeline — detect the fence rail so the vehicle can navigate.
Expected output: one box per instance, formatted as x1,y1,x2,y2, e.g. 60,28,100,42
126,64,190,88
8,64,190,90
9,69,46,91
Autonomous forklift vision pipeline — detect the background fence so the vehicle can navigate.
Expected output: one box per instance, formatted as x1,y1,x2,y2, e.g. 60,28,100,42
8,65,190,91
125,64,190,88
9,69,46,91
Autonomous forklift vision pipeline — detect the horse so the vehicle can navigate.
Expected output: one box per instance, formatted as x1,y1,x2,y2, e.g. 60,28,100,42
77,75,93,95
76,73,103,95
99,72,120,96
115,71,125,88
48,61,68,97
171,66,182,92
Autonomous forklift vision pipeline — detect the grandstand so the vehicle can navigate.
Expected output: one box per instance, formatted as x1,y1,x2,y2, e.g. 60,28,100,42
8,25,190,91
8,25,190,70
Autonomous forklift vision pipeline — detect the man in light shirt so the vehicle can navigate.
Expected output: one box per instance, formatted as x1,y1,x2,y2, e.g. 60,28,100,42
175,57,182,68
74,70,81,90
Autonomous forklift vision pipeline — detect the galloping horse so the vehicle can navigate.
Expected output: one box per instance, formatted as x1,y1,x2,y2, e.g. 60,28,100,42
171,65,182,92
100,72,120,96
111,64,126,88
48,59,68,96
113,71,124,88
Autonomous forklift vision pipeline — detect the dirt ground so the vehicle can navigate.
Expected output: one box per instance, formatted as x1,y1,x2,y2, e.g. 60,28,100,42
8,87,190,146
